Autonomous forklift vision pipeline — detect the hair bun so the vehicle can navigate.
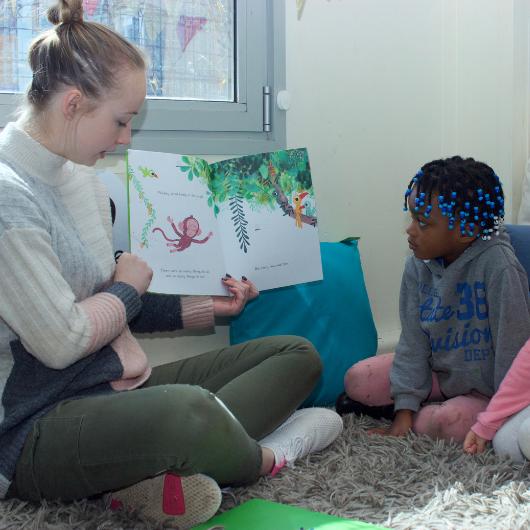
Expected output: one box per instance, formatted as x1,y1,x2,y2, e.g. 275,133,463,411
47,0,84,26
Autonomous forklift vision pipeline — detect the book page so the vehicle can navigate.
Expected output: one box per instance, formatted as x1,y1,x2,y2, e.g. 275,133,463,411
209,148,323,290
127,150,228,295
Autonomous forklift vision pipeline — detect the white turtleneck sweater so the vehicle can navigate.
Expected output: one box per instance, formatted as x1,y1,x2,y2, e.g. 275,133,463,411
0,121,214,497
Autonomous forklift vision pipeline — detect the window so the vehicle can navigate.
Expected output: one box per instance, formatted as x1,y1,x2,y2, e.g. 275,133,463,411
0,0,286,154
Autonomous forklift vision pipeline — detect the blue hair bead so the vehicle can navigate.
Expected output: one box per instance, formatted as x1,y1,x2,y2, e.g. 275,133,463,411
451,191,457,199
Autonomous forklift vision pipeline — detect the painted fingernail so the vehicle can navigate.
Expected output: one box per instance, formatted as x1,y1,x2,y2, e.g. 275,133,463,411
225,273,232,278
242,275,247,281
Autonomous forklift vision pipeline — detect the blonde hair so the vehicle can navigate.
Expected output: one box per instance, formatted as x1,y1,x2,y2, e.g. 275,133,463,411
26,0,145,112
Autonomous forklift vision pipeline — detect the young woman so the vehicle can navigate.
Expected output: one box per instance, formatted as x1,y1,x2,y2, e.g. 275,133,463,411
0,2,342,528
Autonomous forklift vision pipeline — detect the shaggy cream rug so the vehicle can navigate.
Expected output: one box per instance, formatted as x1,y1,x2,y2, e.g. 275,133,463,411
1,414,529,529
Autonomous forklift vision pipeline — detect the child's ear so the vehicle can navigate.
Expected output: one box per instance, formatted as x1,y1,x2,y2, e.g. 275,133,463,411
61,88,84,121
459,231,478,245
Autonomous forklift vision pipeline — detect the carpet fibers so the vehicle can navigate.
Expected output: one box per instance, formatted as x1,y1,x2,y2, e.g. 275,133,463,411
1,414,529,529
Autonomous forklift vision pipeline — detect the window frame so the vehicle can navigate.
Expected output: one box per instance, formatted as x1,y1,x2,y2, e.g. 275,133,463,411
0,0,286,155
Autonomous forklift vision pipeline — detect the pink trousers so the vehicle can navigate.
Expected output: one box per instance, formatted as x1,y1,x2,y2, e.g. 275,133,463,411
344,352,489,442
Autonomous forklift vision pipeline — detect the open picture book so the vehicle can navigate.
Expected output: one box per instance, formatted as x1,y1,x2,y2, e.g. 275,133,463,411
127,148,322,295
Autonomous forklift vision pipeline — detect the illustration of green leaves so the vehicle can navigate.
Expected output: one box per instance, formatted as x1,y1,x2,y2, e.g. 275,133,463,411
229,192,250,253
128,165,157,248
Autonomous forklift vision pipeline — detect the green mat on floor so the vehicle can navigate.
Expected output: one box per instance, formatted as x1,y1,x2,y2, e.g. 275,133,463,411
192,499,389,529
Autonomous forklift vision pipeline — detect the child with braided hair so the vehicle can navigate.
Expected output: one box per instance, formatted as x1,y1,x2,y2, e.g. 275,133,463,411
336,156,530,441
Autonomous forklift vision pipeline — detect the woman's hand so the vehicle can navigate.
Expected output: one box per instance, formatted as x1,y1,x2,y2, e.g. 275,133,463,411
114,252,153,295
463,429,488,454
368,409,413,437
212,275,259,317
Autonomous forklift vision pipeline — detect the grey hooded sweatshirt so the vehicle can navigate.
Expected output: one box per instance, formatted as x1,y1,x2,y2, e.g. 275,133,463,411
391,228,530,412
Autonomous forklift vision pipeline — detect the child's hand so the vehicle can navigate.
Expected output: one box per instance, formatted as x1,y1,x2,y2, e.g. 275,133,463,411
463,429,488,454
368,409,412,437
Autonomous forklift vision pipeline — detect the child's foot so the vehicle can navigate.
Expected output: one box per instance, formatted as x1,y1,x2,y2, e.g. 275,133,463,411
260,407,343,476
335,391,395,419
109,473,221,529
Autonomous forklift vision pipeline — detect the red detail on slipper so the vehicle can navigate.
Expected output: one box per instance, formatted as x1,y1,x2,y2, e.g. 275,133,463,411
270,458,286,477
109,498,123,511
162,473,186,515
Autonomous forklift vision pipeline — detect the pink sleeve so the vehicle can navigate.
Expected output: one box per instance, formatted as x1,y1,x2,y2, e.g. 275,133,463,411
181,296,215,329
472,337,530,440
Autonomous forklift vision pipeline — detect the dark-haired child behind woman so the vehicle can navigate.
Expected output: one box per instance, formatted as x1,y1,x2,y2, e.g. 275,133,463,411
337,156,530,441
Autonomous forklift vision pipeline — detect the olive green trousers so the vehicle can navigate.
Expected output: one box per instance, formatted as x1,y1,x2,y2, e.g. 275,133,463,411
10,336,321,501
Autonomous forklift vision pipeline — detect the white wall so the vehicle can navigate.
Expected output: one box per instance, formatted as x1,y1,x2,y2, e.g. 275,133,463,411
284,0,529,351
99,0,530,363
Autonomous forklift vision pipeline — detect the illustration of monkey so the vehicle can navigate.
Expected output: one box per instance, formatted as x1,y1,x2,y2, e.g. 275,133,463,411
293,191,309,228
152,215,213,252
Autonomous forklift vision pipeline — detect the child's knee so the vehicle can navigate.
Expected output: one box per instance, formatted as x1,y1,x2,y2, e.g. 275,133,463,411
414,404,472,442
344,362,366,397
517,418,530,461
343,355,390,404
493,424,526,463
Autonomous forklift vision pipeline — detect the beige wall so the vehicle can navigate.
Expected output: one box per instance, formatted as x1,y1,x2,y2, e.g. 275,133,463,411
284,0,529,351
99,0,530,364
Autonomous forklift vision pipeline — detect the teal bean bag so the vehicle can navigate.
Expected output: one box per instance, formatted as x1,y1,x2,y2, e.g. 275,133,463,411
230,239,378,406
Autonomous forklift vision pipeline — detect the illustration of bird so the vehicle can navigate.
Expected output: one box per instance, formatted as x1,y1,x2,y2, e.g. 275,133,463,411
293,191,309,228
268,160,277,182
139,166,159,179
